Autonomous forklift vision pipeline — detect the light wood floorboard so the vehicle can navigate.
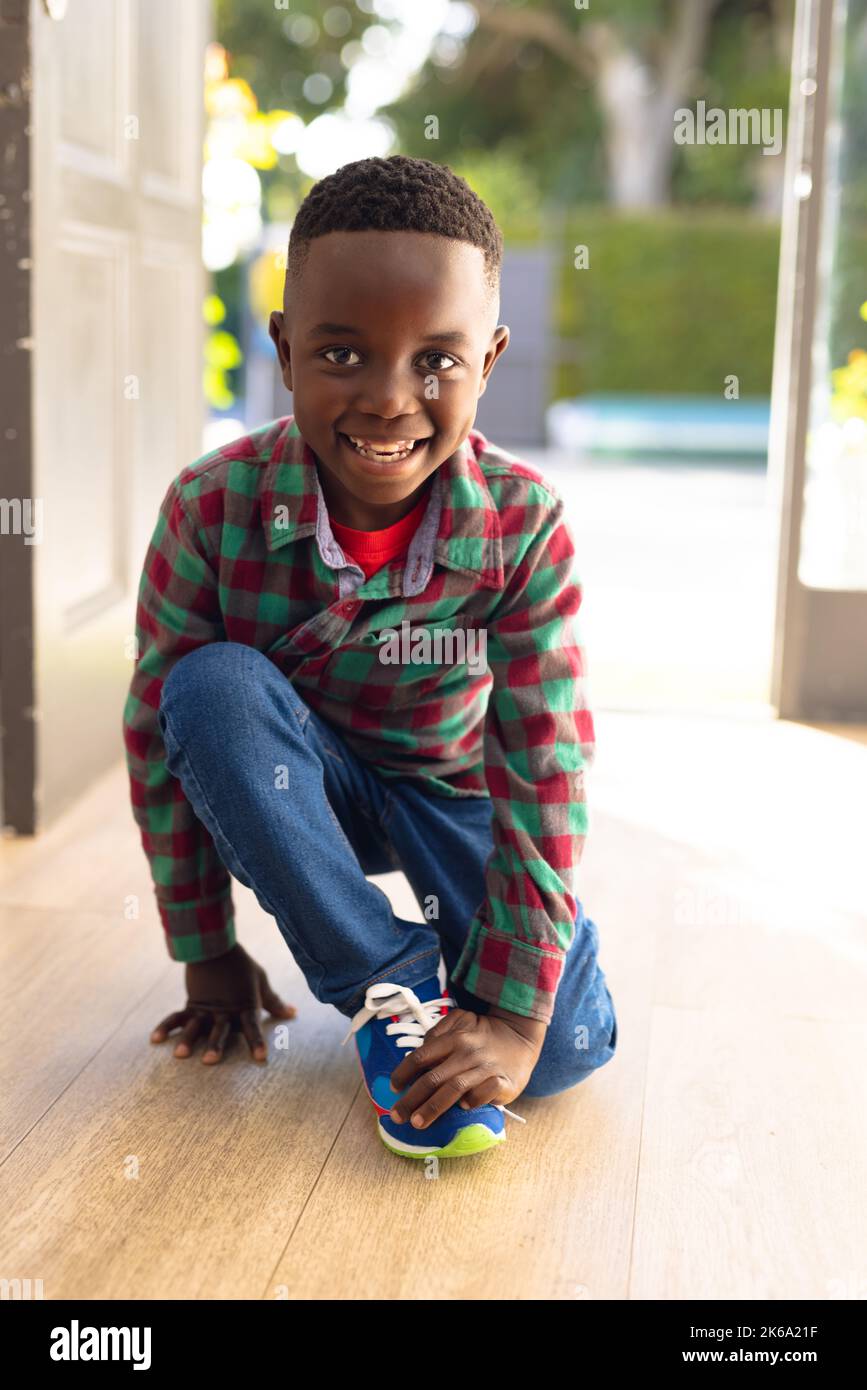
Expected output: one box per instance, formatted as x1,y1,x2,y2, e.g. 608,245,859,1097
0,713,864,1300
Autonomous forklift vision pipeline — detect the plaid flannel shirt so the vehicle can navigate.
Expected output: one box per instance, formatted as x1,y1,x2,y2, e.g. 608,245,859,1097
122,415,596,1023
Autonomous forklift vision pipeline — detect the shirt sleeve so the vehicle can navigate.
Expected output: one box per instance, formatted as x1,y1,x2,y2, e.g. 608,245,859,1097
121,478,237,963
449,497,596,1024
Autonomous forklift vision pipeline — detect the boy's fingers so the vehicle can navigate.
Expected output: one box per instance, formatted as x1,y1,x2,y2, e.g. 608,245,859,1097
239,1010,268,1061
389,1034,454,1092
201,1012,233,1064
173,1014,206,1057
459,1076,504,1111
264,995,297,1021
397,1065,492,1129
388,1046,460,1117
389,1051,487,1124
427,1008,464,1037
150,1009,192,1042
257,966,298,1020
389,1016,468,1090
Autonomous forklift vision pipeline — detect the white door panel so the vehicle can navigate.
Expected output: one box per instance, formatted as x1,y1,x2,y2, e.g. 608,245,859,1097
19,0,210,828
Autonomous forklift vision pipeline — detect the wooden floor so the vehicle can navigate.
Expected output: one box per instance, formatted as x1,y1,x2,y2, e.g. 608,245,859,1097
1,708,865,1301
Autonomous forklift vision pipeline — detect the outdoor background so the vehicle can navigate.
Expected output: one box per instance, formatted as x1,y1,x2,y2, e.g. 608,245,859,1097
204,0,792,417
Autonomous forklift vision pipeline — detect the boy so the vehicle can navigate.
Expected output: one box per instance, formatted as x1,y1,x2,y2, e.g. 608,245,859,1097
123,154,617,1160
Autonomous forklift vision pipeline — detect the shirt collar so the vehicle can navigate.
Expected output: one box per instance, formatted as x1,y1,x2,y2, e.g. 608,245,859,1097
261,416,505,593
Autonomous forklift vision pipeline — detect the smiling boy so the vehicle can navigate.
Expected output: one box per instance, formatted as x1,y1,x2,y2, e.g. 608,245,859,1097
124,154,617,1160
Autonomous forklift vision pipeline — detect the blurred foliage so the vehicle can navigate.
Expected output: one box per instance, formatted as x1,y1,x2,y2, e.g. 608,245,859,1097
249,247,286,328
214,0,367,119
380,0,793,208
670,5,792,205
826,0,867,387
203,293,226,327
204,280,243,409
385,21,606,210
214,0,794,211
443,148,548,244
553,209,781,395
831,346,867,422
210,0,801,406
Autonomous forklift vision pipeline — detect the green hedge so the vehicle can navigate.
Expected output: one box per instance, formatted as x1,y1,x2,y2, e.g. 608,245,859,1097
549,209,781,398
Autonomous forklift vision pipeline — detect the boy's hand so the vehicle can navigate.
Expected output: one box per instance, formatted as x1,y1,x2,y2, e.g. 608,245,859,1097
150,942,297,1064
387,1004,547,1128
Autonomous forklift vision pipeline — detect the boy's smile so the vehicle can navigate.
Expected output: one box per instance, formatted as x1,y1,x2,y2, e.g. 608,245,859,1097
269,229,509,530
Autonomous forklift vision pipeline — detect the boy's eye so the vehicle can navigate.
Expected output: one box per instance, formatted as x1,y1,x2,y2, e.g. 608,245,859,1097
421,351,458,371
322,346,361,366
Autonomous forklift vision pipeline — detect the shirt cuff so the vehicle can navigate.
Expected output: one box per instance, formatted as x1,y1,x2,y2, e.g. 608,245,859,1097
450,919,565,1025
159,893,237,964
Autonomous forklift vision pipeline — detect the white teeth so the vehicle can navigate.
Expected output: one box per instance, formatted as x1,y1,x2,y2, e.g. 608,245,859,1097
345,435,419,461
349,437,411,451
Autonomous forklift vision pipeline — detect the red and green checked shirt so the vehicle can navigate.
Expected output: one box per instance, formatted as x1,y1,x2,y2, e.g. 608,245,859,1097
122,415,596,1024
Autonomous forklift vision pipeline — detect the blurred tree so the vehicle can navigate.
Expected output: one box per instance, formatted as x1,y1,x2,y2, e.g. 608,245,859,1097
387,0,794,210
214,0,794,212
214,0,368,116
474,0,723,207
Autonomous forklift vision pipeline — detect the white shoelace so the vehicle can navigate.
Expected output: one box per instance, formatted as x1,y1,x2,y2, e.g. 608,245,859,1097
341,980,526,1123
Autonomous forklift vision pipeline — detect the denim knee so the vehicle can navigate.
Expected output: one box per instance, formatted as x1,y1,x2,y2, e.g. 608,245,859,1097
158,643,244,754
160,640,306,732
160,640,252,709
520,984,618,1099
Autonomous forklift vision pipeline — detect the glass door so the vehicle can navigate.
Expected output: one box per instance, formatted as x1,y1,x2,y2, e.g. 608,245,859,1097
768,0,867,719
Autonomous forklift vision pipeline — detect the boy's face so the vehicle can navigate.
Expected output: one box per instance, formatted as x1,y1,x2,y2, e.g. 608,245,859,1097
269,230,509,529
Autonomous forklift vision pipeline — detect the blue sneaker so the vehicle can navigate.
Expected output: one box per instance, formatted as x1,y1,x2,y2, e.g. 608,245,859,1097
341,956,525,1159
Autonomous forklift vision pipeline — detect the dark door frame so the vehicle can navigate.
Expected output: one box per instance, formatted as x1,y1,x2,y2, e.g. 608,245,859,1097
0,0,36,833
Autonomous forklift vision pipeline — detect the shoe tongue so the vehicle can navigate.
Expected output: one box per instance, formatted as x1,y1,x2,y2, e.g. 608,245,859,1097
411,974,444,1006
384,971,448,1013
381,963,448,1012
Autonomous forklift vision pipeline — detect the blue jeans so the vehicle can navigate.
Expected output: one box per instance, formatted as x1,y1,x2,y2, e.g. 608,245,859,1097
157,642,617,1099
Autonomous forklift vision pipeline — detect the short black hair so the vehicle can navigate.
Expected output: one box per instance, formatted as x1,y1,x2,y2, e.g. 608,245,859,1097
285,154,503,306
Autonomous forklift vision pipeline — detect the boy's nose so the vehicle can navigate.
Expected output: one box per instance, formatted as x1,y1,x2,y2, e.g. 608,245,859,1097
351,370,422,420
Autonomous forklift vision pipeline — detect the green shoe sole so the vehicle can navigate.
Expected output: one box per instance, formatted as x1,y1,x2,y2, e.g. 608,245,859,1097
378,1121,507,1159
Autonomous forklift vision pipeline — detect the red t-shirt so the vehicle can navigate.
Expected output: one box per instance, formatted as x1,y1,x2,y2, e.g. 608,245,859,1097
329,491,429,580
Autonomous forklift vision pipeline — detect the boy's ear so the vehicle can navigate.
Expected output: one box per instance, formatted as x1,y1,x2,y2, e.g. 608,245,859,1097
268,311,294,392
477,324,510,399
